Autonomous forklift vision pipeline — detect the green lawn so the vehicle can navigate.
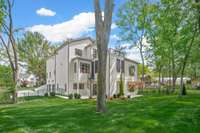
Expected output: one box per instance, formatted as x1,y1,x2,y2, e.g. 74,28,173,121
0,91,200,133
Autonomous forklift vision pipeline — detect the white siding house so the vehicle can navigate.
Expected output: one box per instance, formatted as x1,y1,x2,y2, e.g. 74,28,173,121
46,37,139,97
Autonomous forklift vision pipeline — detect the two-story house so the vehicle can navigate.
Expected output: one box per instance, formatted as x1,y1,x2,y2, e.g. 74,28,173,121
46,37,139,97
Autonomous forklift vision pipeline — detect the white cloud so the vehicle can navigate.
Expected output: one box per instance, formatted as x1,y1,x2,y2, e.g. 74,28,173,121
36,8,56,17
27,12,95,42
111,23,117,29
119,37,150,63
110,34,120,40
126,46,141,63
27,12,117,42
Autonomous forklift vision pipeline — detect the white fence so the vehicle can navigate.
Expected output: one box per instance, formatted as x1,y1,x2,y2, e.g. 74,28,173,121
17,85,47,97
17,85,68,97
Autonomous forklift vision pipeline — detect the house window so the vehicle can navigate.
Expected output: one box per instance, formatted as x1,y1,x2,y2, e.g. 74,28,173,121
129,66,135,76
80,63,90,73
75,48,82,56
74,62,77,73
116,59,121,72
49,72,51,78
79,83,84,89
93,49,97,58
95,60,98,73
121,60,124,73
93,84,97,95
73,83,77,89
91,62,95,79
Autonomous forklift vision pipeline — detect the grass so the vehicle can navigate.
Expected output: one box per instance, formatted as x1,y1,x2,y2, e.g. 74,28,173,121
0,90,200,133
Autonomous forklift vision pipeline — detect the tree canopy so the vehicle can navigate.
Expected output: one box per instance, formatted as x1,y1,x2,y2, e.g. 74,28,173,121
18,31,56,86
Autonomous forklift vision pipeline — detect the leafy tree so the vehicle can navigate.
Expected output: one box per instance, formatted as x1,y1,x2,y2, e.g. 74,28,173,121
94,0,113,113
18,32,55,86
0,65,14,102
0,0,19,103
0,65,14,91
0,0,5,27
146,0,199,95
116,0,149,82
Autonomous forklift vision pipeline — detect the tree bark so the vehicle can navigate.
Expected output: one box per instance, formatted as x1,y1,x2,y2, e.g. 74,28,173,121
180,27,197,96
94,0,113,113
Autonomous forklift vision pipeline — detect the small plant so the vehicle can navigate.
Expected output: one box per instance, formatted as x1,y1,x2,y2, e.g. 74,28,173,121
108,96,113,100
50,92,56,96
182,84,187,95
113,94,117,98
74,93,81,99
44,93,48,97
68,93,73,99
127,95,131,99
117,93,120,98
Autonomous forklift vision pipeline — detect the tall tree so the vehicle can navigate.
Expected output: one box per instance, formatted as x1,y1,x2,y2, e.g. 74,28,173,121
116,0,149,82
0,0,4,27
0,0,19,103
18,31,55,86
94,0,113,113
146,0,199,95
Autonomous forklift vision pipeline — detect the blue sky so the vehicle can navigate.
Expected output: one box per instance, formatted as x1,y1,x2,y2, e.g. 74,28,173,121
13,0,123,30
12,0,141,62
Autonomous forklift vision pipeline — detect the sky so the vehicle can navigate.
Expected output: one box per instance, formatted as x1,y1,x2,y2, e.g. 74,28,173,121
12,0,142,62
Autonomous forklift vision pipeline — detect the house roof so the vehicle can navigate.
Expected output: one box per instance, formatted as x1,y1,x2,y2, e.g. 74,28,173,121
47,37,94,60
56,37,94,52
124,58,140,64
47,37,139,65
71,57,92,62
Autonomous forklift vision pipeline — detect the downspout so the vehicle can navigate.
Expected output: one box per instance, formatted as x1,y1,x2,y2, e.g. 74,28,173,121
67,43,70,95
55,53,57,93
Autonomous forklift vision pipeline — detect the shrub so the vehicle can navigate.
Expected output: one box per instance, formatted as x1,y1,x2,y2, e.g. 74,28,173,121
117,93,120,98
50,92,56,96
182,84,187,95
74,93,81,99
108,96,113,100
113,94,117,98
44,93,48,97
120,96,126,100
68,93,73,99
127,95,131,99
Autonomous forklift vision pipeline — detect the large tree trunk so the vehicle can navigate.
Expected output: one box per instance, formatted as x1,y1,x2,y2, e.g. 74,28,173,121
94,0,113,113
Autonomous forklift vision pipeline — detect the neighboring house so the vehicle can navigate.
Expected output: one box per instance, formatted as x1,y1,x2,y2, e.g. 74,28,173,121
46,37,139,97
19,73,37,87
